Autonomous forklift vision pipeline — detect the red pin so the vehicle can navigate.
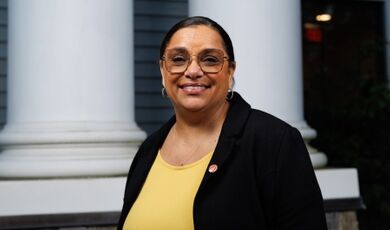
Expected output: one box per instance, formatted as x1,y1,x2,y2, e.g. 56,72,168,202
208,164,218,173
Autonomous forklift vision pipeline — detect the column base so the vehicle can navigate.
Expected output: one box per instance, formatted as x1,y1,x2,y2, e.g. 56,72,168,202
0,177,126,216
290,120,328,168
309,152,328,168
0,146,139,178
0,123,146,178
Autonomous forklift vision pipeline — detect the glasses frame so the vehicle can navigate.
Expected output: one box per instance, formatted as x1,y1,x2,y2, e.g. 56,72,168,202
161,49,230,74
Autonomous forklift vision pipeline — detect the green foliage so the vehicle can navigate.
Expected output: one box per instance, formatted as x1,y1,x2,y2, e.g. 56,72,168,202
306,79,390,229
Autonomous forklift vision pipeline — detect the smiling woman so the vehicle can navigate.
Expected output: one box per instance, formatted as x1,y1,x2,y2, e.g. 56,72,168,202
160,25,234,117
118,16,327,230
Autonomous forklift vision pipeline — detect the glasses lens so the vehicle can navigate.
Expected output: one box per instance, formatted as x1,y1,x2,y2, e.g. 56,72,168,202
198,49,225,73
165,50,189,73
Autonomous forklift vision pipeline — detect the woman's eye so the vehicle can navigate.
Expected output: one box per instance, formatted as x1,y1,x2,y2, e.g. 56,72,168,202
201,56,219,65
171,56,187,64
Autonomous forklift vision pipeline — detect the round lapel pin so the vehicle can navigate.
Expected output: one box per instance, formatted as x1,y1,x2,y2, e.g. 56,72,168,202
208,164,218,173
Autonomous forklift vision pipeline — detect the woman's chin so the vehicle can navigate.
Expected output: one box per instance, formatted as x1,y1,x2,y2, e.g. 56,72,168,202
181,104,207,113
175,99,209,113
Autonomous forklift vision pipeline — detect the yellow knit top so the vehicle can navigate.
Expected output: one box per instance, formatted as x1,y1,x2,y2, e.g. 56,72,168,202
123,150,213,230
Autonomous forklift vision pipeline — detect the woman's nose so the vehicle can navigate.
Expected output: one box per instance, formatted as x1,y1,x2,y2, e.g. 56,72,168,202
185,59,203,78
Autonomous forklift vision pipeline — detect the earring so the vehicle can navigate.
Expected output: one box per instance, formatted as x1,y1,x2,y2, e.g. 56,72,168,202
226,89,234,100
161,87,168,98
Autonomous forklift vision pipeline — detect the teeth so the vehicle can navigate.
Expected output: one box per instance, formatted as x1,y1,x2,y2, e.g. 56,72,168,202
183,85,206,90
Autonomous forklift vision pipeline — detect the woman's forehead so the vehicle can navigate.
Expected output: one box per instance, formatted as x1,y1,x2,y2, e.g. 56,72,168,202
166,25,225,51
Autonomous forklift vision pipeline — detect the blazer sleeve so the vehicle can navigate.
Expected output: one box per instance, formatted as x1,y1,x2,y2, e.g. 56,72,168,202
273,127,328,230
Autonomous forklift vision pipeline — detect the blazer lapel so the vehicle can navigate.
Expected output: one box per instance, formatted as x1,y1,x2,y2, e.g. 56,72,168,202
199,92,251,187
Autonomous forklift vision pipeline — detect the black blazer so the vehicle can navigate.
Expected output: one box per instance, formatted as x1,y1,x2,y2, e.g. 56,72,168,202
118,93,327,230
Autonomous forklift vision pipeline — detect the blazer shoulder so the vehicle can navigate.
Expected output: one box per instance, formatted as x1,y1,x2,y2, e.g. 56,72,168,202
247,109,294,134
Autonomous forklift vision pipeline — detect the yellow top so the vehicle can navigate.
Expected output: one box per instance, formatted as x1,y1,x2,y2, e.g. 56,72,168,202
123,151,213,230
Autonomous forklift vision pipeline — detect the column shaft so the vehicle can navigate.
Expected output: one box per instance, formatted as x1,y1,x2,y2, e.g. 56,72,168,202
0,0,146,178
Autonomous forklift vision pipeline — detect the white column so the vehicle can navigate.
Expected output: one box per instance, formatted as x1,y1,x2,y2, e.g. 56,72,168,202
190,0,327,167
385,0,390,88
0,0,146,178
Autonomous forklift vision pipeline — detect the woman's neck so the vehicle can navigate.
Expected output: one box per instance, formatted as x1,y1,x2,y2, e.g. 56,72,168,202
160,100,229,166
173,100,229,136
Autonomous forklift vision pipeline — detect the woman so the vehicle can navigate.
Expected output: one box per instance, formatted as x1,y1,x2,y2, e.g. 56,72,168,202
118,16,327,229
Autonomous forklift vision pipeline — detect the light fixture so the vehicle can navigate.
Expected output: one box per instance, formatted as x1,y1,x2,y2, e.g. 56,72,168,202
315,4,333,22
316,14,332,22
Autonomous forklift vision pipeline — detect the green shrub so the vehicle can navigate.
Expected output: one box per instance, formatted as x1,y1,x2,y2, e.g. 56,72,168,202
306,79,390,229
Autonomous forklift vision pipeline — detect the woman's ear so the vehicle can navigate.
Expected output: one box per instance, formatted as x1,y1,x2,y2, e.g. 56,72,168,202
160,60,166,87
228,62,236,77
228,62,236,88
229,76,235,90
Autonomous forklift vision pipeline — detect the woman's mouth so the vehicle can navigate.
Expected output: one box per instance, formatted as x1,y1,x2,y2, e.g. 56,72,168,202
179,84,210,93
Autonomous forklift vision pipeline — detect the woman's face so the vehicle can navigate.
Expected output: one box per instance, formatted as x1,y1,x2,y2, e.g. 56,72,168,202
160,25,235,114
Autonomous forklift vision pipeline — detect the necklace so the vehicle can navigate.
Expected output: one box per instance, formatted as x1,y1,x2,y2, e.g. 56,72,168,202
166,125,218,166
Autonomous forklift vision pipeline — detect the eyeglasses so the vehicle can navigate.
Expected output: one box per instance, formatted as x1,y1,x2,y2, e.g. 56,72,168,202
162,48,229,74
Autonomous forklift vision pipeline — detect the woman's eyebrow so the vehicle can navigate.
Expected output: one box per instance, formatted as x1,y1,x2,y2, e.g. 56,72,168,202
167,47,188,52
